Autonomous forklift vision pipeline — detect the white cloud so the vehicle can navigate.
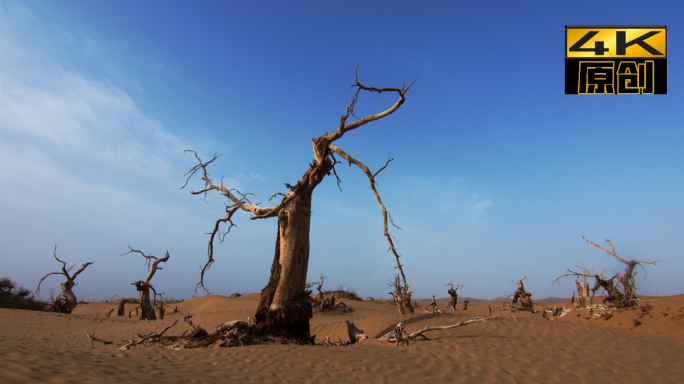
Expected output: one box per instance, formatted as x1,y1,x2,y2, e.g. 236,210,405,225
236,172,266,183
0,4,246,299
470,200,493,218
405,177,493,221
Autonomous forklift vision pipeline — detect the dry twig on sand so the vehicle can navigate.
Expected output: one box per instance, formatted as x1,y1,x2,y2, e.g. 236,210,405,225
84,329,113,348
120,319,179,349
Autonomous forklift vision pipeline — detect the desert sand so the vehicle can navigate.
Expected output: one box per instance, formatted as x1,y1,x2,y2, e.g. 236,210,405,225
2,294,683,383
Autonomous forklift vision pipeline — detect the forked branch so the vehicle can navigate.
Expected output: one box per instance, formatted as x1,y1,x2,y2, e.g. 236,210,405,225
121,247,169,284
326,66,419,142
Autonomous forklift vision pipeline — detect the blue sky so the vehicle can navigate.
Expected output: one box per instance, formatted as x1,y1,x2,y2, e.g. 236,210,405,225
1,1,682,302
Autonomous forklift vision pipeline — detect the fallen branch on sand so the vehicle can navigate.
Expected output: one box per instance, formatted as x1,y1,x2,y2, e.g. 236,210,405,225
120,319,179,349
542,306,573,320
84,329,113,348
378,315,498,346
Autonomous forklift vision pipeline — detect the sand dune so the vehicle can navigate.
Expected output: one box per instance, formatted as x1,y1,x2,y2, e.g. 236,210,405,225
1,294,683,383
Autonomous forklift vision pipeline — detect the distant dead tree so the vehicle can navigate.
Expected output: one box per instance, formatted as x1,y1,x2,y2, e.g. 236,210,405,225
389,273,414,314
444,282,463,311
502,275,534,312
121,247,169,320
307,274,352,313
582,237,662,307
37,245,93,313
552,265,599,309
111,295,130,316
429,295,437,313
313,274,326,304
181,69,418,341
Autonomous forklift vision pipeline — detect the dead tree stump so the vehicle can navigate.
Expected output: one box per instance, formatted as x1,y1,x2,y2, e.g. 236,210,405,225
429,295,437,313
345,320,368,344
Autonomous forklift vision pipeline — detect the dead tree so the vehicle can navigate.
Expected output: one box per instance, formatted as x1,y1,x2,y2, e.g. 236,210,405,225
111,295,130,316
121,247,170,320
429,295,437,313
389,273,414,314
305,277,353,314
583,237,662,307
155,292,166,319
36,245,93,313
552,266,599,309
313,274,326,305
503,275,534,312
444,282,463,311
462,300,469,310
591,271,626,306
181,69,417,341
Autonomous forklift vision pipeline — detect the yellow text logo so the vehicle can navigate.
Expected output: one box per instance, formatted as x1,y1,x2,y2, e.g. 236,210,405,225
566,27,666,58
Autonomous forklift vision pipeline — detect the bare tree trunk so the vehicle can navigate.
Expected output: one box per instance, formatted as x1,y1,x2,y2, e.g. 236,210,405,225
134,282,156,320
448,294,458,311
254,192,317,340
621,262,638,304
60,281,78,313
117,299,129,316
390,274,414,315
429,295,437,313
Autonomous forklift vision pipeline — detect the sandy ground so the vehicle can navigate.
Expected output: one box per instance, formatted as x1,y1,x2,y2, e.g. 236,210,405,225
1,294,683,383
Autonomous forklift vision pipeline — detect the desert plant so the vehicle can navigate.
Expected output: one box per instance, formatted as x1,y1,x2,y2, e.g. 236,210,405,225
1,277,48,311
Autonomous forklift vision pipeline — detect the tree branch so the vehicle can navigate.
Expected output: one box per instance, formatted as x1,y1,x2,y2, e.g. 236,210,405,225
36,272,64,296
121,247,169,284
328,144,407,288
325,66,419,143
70,262,94,282
182,150,278,218
36,245,93,296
